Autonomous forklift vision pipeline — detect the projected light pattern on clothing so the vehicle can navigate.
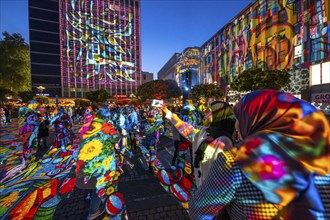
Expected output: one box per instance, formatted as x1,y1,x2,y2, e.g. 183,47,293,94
59,0,141,97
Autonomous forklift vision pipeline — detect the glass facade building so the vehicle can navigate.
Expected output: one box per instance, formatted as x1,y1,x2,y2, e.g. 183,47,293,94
29,0,141,98
29,0,61,97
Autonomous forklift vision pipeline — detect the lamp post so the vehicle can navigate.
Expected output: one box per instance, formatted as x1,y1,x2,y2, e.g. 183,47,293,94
37,86,46,94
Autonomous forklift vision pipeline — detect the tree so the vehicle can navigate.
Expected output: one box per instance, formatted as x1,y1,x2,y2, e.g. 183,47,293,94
74,98,91,108
230,68,290,92
97,89,109,103
0,32,31,94
86,91,98,102
85,89,109,103
165,79,182,98
0,87,12,103
18,91,34,103
190,84,224,103
137,80,182,101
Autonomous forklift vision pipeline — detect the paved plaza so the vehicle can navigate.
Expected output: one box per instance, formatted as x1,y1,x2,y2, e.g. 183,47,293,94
0,119,190,220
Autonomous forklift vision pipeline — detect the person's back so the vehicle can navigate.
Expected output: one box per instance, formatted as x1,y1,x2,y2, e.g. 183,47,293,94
188,90,330,219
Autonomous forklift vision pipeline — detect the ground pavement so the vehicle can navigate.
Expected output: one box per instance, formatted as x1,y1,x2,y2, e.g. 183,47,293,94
0,119,190,220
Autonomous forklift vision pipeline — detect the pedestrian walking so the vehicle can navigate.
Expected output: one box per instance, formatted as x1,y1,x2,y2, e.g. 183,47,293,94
142,115,163,173
37,115,50,150
76,108,125,219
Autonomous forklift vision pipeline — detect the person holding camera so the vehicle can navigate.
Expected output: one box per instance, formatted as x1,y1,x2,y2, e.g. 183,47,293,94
161,100,236,187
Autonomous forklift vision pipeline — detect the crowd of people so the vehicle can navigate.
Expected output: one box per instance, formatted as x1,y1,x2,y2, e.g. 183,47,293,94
0,89,329,220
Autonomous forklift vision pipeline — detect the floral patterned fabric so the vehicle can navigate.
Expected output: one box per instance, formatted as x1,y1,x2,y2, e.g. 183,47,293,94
75,115,127,218
233,90,330,216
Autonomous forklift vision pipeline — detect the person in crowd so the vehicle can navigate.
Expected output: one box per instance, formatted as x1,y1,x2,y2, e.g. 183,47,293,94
76,108,124,220
188,90,330,219
161,100,236,187
125,107,139,152
51,107,73,150
142,115,163,173
4,106,11,124
0,107,6,126
37,106,50,150
18,100,41,159
171,103,200,170
196,96,209,115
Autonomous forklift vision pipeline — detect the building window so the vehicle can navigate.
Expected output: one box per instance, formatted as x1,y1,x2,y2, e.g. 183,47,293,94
279,40,288,63
266,48,274,68
311,64,321,85
311,39,325,62
322,62,330,84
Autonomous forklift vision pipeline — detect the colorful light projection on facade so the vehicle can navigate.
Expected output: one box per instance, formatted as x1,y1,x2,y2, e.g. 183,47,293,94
199,0,329,85
176,48,200,89
59,0,140,96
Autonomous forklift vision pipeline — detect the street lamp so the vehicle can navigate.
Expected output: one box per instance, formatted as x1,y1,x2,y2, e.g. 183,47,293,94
37,86,46,94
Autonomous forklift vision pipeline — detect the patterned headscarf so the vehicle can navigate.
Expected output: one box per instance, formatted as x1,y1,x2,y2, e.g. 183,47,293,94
209,100,235,124
233,90,330,214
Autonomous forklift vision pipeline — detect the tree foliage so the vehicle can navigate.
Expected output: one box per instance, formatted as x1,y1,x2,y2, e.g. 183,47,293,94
165,79,182,98
0,87,12,103
18,91,34,103
190,84,224,103
230,69,291,92
85,89,109,103
137,80,182,101
74,98,91,108
0,32,31,94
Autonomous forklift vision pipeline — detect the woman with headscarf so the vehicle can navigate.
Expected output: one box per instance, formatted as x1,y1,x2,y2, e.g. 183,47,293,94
161,100,237,188
188,90,330,219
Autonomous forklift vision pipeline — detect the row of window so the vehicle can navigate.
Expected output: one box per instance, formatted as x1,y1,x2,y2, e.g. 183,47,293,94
30,19,59,33
30,41,60,54
30,31,59,44
31,64,60,76
29,0,59,12
29,7,59,22
31,53,60,64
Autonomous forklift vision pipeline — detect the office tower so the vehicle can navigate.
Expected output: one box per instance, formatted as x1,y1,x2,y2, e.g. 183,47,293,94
29,0,141,98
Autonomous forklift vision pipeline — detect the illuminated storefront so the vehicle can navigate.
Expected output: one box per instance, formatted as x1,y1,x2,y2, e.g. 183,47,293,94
59,0,141,98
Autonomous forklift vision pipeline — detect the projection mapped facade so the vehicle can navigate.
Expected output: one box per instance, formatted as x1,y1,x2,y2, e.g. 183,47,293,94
59,0,141,98
199,0,329,88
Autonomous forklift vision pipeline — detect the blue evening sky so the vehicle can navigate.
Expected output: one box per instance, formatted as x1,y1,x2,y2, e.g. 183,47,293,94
0,0,251,78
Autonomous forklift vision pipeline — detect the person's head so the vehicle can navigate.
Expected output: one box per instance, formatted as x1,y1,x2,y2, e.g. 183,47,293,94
233,90,330,208
97,108,111,121
202,100,235,128
147,115,156,125
198,96,206,105
233,90,330,141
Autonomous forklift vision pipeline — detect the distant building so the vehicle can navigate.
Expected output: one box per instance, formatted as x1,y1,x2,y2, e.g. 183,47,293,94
159,0,329,103
157,53,180,82
177,47,200,91
29,0,142,98
158,48,200,98
142,71,154,84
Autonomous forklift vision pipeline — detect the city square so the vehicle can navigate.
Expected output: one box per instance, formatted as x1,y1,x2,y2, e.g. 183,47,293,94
0,0,329,219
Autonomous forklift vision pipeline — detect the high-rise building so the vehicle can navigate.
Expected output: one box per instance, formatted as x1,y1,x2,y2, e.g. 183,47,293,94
28,0,61,97
29,0,141,98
